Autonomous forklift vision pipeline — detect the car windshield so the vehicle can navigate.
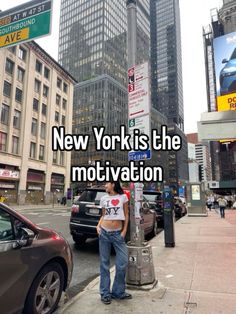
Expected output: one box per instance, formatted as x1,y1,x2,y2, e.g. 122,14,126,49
143,194,156,202
230,48,236,60
78,190,106,203
143,193,162,202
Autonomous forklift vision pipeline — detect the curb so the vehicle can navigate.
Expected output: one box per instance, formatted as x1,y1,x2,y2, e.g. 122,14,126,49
58,268,115,314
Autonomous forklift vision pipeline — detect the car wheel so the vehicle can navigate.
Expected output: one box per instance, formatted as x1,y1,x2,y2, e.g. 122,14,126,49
150,219,158,238
72,235,87,245
24,262,64,314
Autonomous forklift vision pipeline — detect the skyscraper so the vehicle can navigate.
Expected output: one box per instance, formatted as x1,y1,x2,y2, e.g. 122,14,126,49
58,0,167,186
150,0,183,129
59,0,150,85
150,0,188,193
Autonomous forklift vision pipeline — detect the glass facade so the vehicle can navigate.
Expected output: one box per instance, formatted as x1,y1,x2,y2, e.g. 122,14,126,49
59,0,152,171
150,0,184,130
150,0,188,190
59,0,150,85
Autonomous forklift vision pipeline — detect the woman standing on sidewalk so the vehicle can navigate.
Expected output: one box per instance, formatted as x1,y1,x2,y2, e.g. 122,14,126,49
96,181,132,305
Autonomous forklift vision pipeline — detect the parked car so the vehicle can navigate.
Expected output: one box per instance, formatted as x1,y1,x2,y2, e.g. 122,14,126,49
143,191,164,227
70,187,157,245
220,48,236,95
174,197,187,219
0,202,73,314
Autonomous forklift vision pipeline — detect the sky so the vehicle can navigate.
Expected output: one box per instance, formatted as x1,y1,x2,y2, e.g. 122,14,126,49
0,0,224,134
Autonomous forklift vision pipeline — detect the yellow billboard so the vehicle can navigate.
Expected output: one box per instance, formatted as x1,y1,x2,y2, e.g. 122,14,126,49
217,93,236,111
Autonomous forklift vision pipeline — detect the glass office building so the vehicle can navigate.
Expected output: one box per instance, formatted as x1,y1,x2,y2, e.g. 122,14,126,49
150,0,183,129
58,0,167,178
59,0,150,85
150,0,189,191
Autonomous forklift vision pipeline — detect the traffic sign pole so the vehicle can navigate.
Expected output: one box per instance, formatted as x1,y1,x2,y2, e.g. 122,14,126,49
126,0,156,287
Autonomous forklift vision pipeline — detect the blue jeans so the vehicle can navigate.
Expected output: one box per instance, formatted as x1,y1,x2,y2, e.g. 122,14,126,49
99,228,128,299
220,206,225,218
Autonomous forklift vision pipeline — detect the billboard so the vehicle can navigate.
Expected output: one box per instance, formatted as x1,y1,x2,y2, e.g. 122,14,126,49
213,31,236,111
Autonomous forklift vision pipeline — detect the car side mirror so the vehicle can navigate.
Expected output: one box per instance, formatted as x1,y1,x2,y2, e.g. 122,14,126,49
15,228,35,248
222,58,228,64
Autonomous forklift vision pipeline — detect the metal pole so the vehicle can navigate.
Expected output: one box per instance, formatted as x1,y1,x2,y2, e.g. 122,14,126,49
126,0,140,246
126,0,156,287
127,0,137,68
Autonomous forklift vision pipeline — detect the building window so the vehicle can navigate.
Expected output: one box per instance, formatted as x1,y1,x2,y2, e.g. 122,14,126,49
3,81,11,97
53,151,57,163
0,104,10,125
5,58,14,75
18,47,27,60
63,82,68,93
42,103,47,116
43,85,49,97
39,145,45,160
17,67,25,82
0,132,7,151
33,98,39,111
40,122,46,139
62,98,67,110
60,151,64,165
35,60,42,73
31,118,38,136
13,110,21,129
12,136,19,154
15,88,23,103
57,77,62,89
8,46,16,54
30,142,36,158
34,79,41,93
44,67,50,79
61,115,66,125
56,94,61,105
55,111,59,122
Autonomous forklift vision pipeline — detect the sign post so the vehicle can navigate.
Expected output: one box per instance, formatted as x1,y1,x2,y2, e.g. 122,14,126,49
0,0,52,49
126,0,156,287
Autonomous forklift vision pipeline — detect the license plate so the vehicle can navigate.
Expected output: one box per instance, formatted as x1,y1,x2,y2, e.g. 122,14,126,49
89,208,99,215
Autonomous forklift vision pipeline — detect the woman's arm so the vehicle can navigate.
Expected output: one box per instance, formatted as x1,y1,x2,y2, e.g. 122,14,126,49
121,201,129,238
96,208,105,235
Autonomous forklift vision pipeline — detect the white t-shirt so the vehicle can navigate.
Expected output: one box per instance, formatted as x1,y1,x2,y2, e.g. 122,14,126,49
100,193,129,220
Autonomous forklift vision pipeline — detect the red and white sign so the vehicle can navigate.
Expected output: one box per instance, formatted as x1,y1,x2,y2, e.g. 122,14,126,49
128,62,150,119
0,169,19,179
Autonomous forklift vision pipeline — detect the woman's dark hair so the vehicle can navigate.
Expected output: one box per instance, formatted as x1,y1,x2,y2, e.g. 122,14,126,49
110,181,124,194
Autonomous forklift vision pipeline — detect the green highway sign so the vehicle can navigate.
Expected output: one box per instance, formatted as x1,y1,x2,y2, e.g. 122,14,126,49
0,0,52,49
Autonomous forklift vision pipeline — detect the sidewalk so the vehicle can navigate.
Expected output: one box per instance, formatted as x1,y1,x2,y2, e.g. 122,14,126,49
60,209,236,314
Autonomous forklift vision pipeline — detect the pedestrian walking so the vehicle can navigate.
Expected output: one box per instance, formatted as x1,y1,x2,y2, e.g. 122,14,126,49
206,196,212,211
96,181,132,305
217,196,227,218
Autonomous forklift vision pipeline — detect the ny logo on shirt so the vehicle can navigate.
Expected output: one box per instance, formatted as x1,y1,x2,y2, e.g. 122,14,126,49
105,199,120,216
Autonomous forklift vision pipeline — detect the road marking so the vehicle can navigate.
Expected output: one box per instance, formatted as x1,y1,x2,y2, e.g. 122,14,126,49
37,222,49,225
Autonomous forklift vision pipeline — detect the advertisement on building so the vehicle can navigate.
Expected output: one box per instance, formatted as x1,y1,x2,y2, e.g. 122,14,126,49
213,31,236,111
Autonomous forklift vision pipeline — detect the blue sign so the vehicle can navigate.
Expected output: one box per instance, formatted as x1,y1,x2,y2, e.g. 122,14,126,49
128,149,151,161
178,186,185,198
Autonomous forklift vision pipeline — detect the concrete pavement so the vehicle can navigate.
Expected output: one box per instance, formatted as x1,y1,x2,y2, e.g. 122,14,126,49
60,209,236,314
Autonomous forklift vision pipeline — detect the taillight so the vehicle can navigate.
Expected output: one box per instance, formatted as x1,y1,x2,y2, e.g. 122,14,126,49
71,204,79,213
